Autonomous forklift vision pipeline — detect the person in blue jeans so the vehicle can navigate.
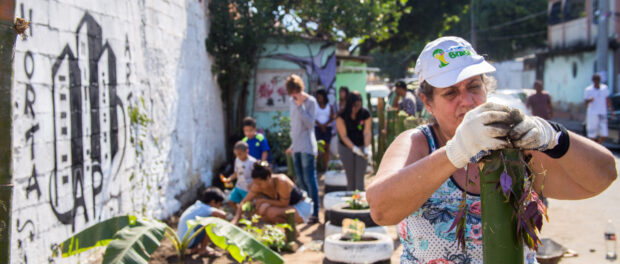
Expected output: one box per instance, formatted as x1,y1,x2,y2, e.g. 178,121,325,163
285,74,320,224
177,187,227,256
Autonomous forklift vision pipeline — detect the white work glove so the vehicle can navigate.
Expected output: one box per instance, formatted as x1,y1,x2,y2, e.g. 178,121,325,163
509,114,560,151
362,146,371,157
352,146,365,157
445,102,514,168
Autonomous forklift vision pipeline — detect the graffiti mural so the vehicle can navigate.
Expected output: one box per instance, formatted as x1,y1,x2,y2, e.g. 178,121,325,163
11,1,227,262
264,43,337,94
254,70,306,111
49,12,126,232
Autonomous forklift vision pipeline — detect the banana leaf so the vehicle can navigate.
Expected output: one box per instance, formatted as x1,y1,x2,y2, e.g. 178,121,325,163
55,215,136,257
101,218,167,264
480,150,523,264
190,216,284,264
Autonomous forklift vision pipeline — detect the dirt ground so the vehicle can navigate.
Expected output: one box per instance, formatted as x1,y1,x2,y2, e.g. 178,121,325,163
148,171,403,264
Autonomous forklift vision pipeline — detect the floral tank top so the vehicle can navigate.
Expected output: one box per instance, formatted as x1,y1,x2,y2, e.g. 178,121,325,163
398,125,538,264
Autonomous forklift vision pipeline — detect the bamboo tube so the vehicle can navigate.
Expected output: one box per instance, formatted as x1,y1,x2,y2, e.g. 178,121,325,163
480,150,523,264
377,98,385,167
386,109,397,145
285,209,297,243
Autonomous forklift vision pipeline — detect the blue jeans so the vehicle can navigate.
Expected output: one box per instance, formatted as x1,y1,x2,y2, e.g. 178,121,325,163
293,152,319,217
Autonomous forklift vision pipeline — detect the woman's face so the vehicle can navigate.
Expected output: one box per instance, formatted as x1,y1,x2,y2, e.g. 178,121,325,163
352,100,362,114
422,75,486,136
253,177,269,189
339,90,347,100
317,94,326,105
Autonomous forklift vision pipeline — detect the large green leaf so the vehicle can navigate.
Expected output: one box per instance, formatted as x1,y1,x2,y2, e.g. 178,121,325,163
55,215,136,257
190,216,284,264
101,218,167,264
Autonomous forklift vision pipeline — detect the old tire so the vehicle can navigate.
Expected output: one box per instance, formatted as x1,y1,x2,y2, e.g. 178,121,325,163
324,170,347,186
328,203,377,227
323,232,393,264
323,191,365,220
324,221,388,238
323,191,365,210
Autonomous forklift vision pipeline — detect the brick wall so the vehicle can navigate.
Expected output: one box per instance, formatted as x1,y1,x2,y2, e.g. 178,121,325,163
10,1,225,263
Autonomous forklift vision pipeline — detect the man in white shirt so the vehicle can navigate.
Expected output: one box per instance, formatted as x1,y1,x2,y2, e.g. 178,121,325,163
584,74,615,144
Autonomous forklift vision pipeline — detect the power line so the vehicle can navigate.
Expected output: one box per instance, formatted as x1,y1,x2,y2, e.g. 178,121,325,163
478,10,547,32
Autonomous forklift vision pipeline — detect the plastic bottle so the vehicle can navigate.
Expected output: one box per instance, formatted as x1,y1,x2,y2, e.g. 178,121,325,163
605,219,617,260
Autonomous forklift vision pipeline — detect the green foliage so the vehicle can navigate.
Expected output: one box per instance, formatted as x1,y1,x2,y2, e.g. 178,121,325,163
55,215,283,264
264,112,292,167
239,215,293,252
191,216,285,263
55,215,136,258
101,218,167,264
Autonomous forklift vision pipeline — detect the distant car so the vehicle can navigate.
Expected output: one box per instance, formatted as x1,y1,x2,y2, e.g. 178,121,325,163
605,94,620,143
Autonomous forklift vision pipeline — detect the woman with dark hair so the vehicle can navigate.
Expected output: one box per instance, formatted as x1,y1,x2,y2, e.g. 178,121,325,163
239,161,313,224
336,92,372,191
338,86,350,114
315,89,335,171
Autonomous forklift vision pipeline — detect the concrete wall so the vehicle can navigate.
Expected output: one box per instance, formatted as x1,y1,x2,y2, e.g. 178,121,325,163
543,51,600,116
10,0,225,263
336,60,369,107
491,60,536,90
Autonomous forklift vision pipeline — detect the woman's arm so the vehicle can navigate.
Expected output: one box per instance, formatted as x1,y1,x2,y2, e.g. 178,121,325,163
531,131,616,199
336,117,355,149
367,130,458,226
363,117,372,147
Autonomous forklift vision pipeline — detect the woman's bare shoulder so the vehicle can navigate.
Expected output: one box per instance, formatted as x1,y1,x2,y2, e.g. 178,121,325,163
380,127,431,169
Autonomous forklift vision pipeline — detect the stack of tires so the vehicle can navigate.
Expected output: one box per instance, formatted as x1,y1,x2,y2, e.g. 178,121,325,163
324,170,347,193
323,197,393,263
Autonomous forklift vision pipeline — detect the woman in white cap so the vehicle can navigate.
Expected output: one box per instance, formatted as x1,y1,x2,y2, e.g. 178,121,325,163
366,36,616,263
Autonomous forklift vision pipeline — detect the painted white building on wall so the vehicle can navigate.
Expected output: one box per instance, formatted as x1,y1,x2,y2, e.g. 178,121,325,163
10,0,225,263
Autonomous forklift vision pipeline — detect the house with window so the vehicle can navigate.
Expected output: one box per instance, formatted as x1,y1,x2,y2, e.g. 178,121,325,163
543,0,619,118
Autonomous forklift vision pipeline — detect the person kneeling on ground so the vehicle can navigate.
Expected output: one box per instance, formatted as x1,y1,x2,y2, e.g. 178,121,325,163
177,187,227,256
239,161,313,224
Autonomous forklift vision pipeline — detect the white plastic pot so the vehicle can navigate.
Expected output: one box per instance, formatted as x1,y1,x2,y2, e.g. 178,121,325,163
323,232,394,264
324,221,388,238
324,170,347,186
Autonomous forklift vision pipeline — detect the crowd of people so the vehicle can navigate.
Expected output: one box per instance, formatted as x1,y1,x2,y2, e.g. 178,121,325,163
174,36,617,262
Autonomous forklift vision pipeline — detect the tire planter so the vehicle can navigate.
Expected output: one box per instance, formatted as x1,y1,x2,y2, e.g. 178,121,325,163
324,221,388,237
323,191,366,210
328,203,377,227
323,191,366,220
324,232,393,264
325,184,347,194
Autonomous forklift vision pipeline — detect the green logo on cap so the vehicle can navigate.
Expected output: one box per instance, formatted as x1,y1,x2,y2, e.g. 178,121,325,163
433,49,449,68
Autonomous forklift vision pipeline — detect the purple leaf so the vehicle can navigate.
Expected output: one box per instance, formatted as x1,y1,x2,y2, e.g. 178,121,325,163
447,208,464,233
524,201,538,219
535,214,543,231
500,172,512,196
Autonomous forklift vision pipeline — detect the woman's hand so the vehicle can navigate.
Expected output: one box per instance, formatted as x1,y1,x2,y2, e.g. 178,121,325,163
446,102,513,168
509,113,560,151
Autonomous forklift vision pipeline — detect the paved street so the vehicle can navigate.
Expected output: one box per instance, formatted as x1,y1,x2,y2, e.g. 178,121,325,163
539,151,620,263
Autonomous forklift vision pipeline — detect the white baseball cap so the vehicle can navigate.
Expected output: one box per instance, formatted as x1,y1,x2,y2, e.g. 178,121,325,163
415,36,495,88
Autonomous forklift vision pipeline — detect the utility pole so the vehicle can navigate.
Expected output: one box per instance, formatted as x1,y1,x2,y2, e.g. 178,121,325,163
470,0,476,47
596,0,609,84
